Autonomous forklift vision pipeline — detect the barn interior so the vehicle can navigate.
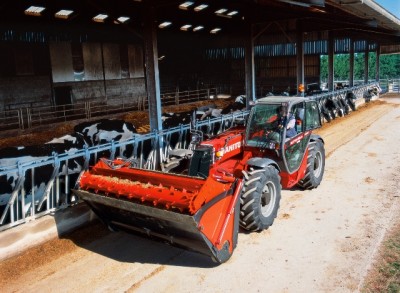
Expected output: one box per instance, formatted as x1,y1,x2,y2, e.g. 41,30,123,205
1,0,400,254
0,0,400,132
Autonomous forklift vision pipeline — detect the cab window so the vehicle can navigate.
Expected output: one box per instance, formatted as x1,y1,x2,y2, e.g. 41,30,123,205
305,101,321,130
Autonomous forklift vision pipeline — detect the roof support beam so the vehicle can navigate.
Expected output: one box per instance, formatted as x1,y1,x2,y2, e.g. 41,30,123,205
375,44,380,82
349,38,354,87
144,2,162,133
143,2,162,169
296,28,304,96
364,42,369,84
245,23,256,104
328,31,334,91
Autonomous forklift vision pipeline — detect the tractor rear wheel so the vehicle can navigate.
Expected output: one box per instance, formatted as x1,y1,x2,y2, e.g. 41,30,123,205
298,139,325,189
240,166,281,231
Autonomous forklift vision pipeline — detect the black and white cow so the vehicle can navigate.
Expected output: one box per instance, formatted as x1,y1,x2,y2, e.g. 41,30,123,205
196,96,247,136
46,133,86,146
162,111,193,129
74,119,138,159
1,119,141,223
0,143,86,222
364,85,380,102
346,91,357,111
199,95,246,119
74,119,137,147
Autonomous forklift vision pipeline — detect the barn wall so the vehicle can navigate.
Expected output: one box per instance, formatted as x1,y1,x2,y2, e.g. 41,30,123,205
103,43,122,80
54,78,146,103
0,75,52,112
50,42,74,82
0,41,146,112
256,55,320,95
195,54,320,96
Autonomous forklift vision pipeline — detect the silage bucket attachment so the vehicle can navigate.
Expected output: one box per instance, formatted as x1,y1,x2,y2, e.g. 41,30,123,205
72,159,243,263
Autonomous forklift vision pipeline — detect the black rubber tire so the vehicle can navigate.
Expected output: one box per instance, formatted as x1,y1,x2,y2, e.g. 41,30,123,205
298,139,325,190
240,166,281,231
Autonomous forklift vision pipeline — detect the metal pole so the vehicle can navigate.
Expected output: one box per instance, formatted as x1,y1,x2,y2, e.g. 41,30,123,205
296,28,304,96
144,3,162,132
328,31,334,91
364,42,369,84
375,44,380,82
143,1,162,169
101,43,108,103
245,23,255,107
349,38,354,87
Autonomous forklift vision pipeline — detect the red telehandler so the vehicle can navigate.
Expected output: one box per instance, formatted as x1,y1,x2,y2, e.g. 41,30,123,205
73,96,325,263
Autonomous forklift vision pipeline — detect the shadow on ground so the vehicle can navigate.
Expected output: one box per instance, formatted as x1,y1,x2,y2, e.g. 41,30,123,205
61,219,219,268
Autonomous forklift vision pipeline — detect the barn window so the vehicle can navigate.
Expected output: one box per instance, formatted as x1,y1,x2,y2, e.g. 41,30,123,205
93,14,108,23
55,10,74,19
159,22,172,29
180,24,192,31
179,2,194,10
24,6,45,17
116,16,130,23
193,26,204,32
194,4,208,11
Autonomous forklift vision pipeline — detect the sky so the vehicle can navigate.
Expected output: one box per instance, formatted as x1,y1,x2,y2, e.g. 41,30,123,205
374,0,400,19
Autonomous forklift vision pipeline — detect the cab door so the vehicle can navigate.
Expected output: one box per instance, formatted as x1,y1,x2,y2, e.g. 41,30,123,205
282,102,309,174
282,100,322,174
304,100,322,130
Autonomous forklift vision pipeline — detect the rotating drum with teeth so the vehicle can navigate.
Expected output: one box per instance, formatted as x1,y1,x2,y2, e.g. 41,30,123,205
73,158,243,263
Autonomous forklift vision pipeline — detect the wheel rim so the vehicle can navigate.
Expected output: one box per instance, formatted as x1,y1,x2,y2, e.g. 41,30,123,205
261,181,276,217
313,150,323,178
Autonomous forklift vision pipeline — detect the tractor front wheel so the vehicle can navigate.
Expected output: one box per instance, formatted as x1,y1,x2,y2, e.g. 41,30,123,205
298,139,325,189
240,166,281,231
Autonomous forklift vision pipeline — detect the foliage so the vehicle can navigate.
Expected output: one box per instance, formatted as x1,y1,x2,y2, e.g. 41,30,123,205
320,53,400,81
362,223,400,292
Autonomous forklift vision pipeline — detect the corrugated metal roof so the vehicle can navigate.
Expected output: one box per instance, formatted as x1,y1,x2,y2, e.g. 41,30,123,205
327,0,400,31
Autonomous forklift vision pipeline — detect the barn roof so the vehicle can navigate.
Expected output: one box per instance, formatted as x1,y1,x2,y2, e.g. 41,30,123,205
328,0,400,31
0,0,399,51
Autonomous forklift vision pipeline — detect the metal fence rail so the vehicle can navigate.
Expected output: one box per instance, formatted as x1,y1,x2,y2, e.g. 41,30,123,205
0,83,379,231
0,109,24,131
391,80,399,93
1,88,217,133
0,110,247,231
161,88,217,106
377,79,400,93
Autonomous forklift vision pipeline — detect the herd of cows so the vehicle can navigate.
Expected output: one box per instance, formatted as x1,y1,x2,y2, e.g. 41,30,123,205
0,97,247,222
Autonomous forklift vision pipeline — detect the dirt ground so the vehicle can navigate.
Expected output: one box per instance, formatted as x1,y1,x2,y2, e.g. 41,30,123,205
1,95,400,292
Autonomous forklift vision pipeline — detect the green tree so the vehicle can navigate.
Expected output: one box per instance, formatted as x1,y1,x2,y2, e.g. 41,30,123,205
320,53,400,82
380,54,400,79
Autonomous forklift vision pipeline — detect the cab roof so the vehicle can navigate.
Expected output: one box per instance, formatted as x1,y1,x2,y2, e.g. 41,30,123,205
255,96,309,106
